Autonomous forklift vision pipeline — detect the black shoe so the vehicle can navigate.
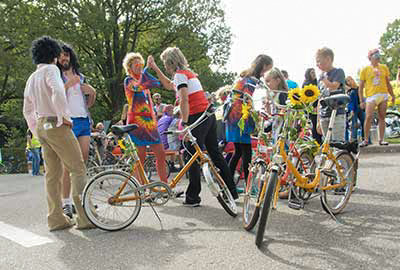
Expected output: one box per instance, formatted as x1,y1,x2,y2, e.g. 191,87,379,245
63,204,73,219
230,190,239,200
182,199,200,207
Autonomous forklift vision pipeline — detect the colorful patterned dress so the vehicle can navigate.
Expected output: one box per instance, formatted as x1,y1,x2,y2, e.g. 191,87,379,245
124,68,161,146
225,77,257,144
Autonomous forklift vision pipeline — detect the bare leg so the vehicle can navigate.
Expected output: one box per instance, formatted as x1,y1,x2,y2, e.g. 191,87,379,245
377,100,388,142
136,146,147,184
364,102,376,144
150,143,168,183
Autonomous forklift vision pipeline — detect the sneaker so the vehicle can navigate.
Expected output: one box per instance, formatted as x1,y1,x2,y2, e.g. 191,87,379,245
71,204,76,214
63,204,73,219
182,200,200,207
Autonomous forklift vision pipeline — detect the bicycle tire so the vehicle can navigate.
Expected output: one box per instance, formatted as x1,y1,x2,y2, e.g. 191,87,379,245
144,157,170,181
82,170,142,231
255,170,279,248
292,151,315,201
242,161,267,231
202,162,237,217
385,111,400,138
320,152,354,215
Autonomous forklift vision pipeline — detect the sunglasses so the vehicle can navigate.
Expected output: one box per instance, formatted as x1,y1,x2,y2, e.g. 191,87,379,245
132,63,144,68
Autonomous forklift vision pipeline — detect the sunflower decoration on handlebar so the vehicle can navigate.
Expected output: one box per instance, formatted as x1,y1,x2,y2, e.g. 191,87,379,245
285,84,320,145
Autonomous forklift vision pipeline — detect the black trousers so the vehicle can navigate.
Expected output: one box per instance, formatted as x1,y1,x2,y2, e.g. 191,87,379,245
184,113,236,202
310,114,323,145
229,143,252,182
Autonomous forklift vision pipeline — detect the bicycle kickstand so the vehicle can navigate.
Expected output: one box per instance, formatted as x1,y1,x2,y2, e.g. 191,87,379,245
147,202,164,230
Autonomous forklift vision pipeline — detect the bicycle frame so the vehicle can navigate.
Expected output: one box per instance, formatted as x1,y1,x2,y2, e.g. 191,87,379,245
109,115,215,204
277,109,349,192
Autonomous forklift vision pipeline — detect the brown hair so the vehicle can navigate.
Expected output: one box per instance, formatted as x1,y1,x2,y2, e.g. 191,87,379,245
240,54,273,79
316,47,334,61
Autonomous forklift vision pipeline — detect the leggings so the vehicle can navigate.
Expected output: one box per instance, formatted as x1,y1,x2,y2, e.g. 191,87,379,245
229,143,252,182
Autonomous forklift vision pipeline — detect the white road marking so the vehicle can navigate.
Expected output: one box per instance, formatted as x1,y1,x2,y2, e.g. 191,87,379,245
0,222,54,247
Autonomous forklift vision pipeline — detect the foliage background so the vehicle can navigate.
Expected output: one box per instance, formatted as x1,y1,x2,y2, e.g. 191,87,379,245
0,0,235,148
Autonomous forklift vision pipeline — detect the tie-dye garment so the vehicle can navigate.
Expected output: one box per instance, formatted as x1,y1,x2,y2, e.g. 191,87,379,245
225,77,257,144
124,68,161,146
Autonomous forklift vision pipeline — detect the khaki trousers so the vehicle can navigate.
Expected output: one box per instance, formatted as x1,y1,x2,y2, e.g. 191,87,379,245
36,118,92,230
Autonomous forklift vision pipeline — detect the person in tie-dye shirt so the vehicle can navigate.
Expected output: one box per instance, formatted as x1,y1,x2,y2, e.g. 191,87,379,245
122,52,167,183
225,55,273,185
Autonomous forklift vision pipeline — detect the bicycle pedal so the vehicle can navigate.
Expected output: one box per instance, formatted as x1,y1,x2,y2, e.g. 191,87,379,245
288,198,304,210
321,168,336,178
304,172,315,179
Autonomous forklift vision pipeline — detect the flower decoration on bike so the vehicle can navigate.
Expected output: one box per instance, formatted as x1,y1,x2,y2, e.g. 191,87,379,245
301,84,320,104
288,88,303,106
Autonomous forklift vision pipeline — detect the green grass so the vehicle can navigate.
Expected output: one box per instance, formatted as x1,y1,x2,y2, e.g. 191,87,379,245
386,137,400,144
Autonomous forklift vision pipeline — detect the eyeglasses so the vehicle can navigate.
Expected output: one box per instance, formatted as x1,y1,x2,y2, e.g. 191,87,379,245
132,63,144,68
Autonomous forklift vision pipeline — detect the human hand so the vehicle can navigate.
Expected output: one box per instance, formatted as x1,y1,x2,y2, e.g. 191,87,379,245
360,102,366,110
63,118,73,127
65,75,81,89
147,55,156,69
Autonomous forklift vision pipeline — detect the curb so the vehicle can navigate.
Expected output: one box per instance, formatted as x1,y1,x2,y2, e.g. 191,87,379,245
360,143,400,154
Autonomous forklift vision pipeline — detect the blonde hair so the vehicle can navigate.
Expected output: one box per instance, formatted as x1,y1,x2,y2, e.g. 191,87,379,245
160,47,189,72
122,52,144,75
265,67,289,91
345,76,358,89
316,47,334,61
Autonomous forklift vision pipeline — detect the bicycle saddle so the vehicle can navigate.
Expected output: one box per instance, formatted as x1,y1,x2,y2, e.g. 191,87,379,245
320,94,350,110
111,124,138,136
330,141,359,154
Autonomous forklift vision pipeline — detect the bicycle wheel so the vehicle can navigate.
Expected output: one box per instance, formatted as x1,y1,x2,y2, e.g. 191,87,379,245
255,170,279,248
242,161,267,231
320,152,354,215
292,151,315,201
144,157,170,181
82,170,142,231
202,162,237,217
385,111,400,138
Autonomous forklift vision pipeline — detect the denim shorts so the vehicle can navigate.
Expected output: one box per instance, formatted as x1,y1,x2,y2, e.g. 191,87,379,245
71,117,91,138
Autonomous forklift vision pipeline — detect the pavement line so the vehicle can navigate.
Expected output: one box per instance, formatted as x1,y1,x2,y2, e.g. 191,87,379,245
0,221,54,247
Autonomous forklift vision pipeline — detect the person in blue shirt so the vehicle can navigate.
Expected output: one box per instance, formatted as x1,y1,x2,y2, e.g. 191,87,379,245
281,70,299,89
345,76,370,143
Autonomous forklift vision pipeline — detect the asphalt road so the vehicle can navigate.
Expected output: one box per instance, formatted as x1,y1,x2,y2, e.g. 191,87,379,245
0,153,399,270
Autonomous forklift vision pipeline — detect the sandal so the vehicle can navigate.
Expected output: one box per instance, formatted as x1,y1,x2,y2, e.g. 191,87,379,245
379,141,389,146
359,141,369,147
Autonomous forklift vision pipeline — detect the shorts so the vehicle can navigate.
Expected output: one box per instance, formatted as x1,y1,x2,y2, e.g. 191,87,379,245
366,93,389,105
320,114,346,142
71,117,91,138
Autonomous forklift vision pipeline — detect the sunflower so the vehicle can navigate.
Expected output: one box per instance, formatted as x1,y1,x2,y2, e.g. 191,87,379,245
288,88,303,106
301,84,320,104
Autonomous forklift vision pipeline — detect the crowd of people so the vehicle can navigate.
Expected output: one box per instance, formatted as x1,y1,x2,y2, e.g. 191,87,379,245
22,35,398,231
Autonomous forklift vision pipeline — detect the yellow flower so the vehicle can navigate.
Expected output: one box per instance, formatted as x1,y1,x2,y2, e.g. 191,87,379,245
301,84,320,104
242,103,250,119
288,88,303,106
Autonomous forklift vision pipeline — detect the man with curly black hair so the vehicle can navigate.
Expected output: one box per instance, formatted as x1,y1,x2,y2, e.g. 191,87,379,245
23,36,94,231
57,42,96,219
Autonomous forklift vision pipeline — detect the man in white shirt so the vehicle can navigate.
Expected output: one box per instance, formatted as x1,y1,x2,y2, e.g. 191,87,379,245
23,36,94,231
57,43,96,219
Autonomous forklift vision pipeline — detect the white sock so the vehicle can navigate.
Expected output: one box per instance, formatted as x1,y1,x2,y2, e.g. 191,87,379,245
62,198,72,206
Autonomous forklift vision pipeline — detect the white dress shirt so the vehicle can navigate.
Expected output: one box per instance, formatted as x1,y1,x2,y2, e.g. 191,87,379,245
23,64,71,137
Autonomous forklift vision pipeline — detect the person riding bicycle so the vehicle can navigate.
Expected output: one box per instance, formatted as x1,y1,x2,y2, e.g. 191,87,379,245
148,47,238,207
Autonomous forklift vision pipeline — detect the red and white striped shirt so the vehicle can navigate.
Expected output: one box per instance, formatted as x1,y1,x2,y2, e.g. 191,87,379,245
174,70,209,115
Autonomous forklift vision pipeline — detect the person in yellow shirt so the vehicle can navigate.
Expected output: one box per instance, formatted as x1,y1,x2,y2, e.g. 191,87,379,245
359,49,395,147
26,129,42,176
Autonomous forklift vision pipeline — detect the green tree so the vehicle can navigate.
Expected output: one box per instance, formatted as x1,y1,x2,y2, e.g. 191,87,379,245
380,18,400,80
39,0,233,120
